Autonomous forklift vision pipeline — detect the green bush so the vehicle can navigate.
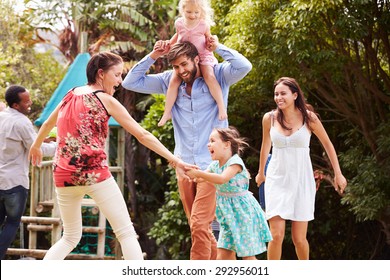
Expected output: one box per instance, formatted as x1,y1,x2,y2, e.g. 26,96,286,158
142,95,191,260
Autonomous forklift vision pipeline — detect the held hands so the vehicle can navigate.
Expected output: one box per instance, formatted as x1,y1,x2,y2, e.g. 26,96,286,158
174,164,204,183
170,159,199,181
186,168,197,180
185,168,205,183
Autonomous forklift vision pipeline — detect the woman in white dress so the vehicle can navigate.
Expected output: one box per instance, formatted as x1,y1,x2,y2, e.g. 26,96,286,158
255,77,347,260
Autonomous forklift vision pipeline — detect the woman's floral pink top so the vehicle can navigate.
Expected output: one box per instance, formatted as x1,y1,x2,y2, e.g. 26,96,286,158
53,89,111,187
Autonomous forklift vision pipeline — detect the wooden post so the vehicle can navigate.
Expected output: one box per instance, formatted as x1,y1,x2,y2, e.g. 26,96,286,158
29,166,38,250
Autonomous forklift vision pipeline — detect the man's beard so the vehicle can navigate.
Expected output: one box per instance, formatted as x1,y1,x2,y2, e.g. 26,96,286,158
180,64,197,84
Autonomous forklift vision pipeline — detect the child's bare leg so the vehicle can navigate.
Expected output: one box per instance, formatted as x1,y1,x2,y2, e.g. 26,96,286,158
200,65,227,121
158,72,181,127
217,248,236,260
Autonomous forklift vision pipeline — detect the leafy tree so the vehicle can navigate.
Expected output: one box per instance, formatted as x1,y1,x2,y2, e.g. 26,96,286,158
24,0,157,61
0,0,65,120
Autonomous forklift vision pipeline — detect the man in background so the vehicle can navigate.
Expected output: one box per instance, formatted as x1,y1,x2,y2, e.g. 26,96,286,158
0,85,56,259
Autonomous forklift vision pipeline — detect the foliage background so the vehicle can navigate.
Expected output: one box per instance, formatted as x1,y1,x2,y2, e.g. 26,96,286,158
2,0,389,260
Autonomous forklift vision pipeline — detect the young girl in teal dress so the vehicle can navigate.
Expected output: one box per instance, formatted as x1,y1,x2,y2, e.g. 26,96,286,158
186,126,272,260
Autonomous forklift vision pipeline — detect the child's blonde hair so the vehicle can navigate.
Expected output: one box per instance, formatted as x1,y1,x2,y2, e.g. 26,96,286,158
178,0,215,26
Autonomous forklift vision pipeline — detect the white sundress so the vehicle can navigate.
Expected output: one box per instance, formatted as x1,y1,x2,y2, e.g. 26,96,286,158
265,121,317,221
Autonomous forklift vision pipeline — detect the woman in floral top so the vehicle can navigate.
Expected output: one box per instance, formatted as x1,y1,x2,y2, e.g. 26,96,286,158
29,51,194,260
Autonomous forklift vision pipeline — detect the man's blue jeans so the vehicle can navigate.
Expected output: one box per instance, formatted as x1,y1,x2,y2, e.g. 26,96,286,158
0,185,28,259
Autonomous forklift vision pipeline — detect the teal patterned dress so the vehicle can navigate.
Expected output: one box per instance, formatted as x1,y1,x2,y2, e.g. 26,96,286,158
208,154,272,257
